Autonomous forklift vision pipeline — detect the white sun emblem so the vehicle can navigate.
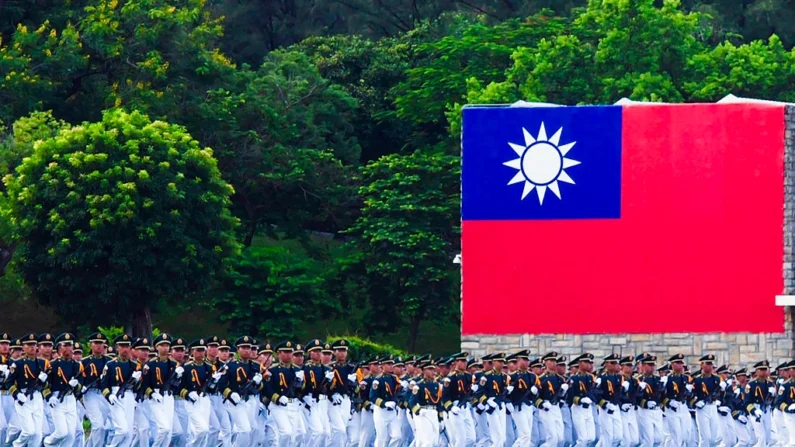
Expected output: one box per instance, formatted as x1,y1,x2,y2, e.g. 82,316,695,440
503,122,580,204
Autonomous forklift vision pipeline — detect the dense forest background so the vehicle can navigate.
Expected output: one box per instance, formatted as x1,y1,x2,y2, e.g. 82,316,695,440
1,0,794,353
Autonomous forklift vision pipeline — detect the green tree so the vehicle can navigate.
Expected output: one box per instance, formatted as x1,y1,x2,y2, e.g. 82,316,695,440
2,109,239,336
342,151,460,351
210,245,329,339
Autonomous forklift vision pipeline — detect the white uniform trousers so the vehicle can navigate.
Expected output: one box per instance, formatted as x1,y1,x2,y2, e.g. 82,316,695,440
561,404,573,447
510,404,534,447
43,395,54,438
131,398,150,447
474,408,490,447
695,404,719,447
538,405,563,447
107,390,136,447
0,393,6,445
448,405,473,447
664,403,689,447
304,397,331,447
244,398,261,446
2,393,18,447
531,407,542,447
269,401,299,447
80,390,106,447
358,408,376,447
595,407,622,447
373,405,401,447
73,398,85,447
149,394,175,447
185,395,212,447
346,409,361,447
172,398,189,447
717,412,735,447
774,409,790,447
782,412,795,447
209,394,232,447
733,418,755,447
44,395,78,447
399,408,413,447
636,407,662,447
413,409,439,447
13,392,44,447
328,395,350,447
750,410,771,447
223,400,251,447
570,405,595,447
620,407,639,447
486,406,507,447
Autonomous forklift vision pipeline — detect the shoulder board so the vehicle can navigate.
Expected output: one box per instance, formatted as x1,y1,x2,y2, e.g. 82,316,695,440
269,364,280,370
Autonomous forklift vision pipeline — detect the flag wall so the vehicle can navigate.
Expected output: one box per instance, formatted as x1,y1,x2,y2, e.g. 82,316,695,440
461,103,786,335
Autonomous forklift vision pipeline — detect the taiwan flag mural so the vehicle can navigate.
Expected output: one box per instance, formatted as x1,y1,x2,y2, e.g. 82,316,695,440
461,103,786,335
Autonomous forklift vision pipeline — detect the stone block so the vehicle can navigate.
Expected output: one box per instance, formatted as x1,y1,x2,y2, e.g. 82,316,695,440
461,342,480,350
629,334,651,342
608,337,627,345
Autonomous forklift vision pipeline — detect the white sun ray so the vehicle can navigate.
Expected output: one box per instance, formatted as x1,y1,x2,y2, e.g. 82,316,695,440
503,121,581,203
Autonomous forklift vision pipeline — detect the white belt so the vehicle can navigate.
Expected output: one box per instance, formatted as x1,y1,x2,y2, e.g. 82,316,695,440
420,406,436,410
318,395,328,401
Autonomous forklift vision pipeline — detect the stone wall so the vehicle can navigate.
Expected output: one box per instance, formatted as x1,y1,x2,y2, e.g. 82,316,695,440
461,104,795,368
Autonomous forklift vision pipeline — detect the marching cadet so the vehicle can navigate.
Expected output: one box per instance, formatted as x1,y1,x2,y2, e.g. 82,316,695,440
291,344,308,445
179,338,214,447
0,333,11,447
536,352,565,447
408,360,442,447
38,333,55,440
729,368,755,447
567,353,596,447
744,360,775,447
370,354,401,447
690,355,723,447
506,350,538,447
101,334,142,447
442,351,475,447
71,342,85,447
143,333,181,447
130,337,151,447
256,342,275,447
393,357,414,447
556,356,574,447
662,354,693,447
478,352,509,447
7,333,50,447
81,332,109,447
327,339,357,447
775,360,795,446
42,333,83,447
170,338,189,447
357,359,377,447
635,355,663,447
265,341,303,447
302,339,333,447
207,337,232,447
470,353,490,447
220,336,262,447
773,361,791,447
714,365,735,447
593,354,622,447
618,356,640,447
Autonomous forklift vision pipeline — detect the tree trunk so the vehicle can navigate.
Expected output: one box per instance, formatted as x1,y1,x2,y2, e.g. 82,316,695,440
244,221,257,247
132,306,153,339
407,314,422,353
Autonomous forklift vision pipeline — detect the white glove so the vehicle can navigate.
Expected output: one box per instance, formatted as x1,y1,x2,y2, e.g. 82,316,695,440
347,373,357,382
471,384,479,393
372,379,379,388
685,384,694,392
638,381,647,390
715,400,722,406
278,396,288,405
477,403,486,411
726,378,734,387
560,383,569,392
212,371,224,381
401,380,409,389
753,408,762,418
647,401,657,409
108,395,118,406
302,395,314,406
480,376,487,386
188,391,199,402
15,393,27,404
0,365,8,377
385,401,396,410
409,380,417,388
49,398,57,409
661,376,669,385
621,403,632,412
719,381,728,390
581,397,593,405
531,385,539,395
507,385,514,393
777,378,784,385
359,381,368,389
738,415,748,424
622,381,630,391
733,388,741,396
68,378,79,388
789,403,795,412
451,406,461,415
487,397,497,408
595,377,602,386
695,401,706,409
769,386,777,395
669,401,679,409
324,371,335,381
132,371,142,381
38,372,48,382
332,394,342,405
443,377,451,384
542,401,552,411
175,367,184,378
607,403,619,412
295,371,305,382
252,373,263,385
151,391,163,403
229,392,241,405
718,405,730,413
506,403,515,413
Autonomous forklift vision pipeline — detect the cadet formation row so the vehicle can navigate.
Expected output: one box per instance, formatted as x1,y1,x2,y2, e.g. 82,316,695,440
0,332,791,447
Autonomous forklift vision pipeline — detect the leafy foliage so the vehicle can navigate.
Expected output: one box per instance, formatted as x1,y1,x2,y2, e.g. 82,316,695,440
326,334,408,359
3,109,239,332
